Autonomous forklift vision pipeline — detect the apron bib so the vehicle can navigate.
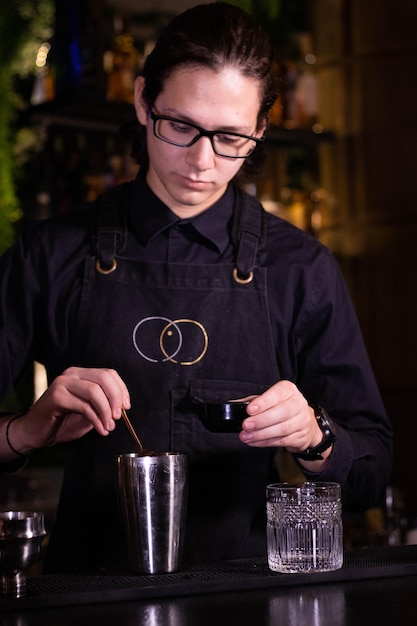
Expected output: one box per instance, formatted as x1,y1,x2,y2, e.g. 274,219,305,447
45,185,281,572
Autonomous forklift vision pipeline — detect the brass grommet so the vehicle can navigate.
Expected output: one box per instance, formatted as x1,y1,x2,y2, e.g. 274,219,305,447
95,258,117,274
232,267,254,284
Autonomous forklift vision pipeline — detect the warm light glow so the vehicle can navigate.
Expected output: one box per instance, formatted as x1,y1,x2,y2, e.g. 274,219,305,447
34,361,48,401
312,123,324,134
35,42,51,68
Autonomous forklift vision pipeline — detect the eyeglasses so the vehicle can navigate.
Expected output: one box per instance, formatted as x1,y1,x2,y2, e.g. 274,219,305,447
149,112,264,159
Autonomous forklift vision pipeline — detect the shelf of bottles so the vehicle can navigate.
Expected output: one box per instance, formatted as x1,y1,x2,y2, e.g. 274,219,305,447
251,31,334,237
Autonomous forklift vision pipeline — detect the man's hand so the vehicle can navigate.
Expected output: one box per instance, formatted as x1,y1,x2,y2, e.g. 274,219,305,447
1,367,130,459
239,380,331,468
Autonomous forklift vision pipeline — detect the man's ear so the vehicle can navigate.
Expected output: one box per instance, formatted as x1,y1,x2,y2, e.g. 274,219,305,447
257,118,268,138
134,76,147,125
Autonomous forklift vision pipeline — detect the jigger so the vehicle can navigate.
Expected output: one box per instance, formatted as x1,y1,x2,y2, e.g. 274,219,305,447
0,511,47,597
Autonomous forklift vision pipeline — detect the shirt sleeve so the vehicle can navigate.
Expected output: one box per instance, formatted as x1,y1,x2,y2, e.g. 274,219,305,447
0,214,87,405
0,234,41,402
265,219,392,512
292,248,392,510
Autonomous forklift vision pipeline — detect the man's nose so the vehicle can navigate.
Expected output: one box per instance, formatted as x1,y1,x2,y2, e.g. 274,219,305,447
186,135,216,168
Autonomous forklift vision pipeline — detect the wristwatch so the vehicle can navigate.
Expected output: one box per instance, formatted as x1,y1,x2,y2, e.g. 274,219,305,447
294,406,336,461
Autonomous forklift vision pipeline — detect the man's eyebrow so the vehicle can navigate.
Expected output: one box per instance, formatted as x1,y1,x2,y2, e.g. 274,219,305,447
162,108,252,133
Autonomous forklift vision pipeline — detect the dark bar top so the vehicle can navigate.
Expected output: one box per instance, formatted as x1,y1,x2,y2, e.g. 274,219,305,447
0,546,417,626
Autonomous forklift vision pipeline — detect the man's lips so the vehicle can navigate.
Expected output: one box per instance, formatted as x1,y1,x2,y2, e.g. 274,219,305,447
177,174,211,188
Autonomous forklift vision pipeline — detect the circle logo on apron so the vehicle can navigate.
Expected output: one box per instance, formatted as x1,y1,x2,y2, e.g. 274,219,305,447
133,316,208,365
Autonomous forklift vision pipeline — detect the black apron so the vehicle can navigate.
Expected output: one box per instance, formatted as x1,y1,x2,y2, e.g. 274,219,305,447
44,184,281,573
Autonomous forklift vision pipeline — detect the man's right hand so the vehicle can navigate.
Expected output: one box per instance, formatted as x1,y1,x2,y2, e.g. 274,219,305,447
0,366,131,460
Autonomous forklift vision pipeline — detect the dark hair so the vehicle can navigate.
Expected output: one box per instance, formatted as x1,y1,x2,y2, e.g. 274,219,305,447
128,2,278,181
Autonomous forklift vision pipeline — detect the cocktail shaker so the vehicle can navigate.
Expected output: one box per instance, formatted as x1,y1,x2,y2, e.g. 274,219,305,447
116,452,188,574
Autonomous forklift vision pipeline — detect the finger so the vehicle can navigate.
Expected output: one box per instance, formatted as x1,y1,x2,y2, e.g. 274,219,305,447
243,402,293,431
63,367,130,418
240,423,307,449
240,418,291,444
81,368,130,418
246,380,296,415
51,375,117,434
105,368,131,414
240,405,317,450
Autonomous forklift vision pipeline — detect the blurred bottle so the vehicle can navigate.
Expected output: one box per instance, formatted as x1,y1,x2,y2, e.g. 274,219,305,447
292,34,319,129
385,485,407,546
105,16,141,104
31,42,55,105
282,33,319,129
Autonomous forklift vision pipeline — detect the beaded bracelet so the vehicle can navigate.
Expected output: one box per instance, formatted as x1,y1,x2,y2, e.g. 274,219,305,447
5,414,27,457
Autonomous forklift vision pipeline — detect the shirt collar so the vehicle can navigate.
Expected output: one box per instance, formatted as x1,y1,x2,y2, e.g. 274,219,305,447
129,172,234,254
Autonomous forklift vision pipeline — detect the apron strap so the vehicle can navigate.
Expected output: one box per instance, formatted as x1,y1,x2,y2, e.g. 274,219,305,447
231,187,267,283
92,181,265,280
93,183,131,274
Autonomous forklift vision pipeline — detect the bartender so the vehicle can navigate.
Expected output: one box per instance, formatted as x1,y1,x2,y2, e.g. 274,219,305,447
0,2,391,573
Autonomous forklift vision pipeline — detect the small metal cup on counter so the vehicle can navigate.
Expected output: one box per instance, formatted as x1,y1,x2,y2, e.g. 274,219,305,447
116,452,188,574
0,510,47,597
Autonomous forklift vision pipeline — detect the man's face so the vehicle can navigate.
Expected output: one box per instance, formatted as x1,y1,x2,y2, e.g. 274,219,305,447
134,66,263,218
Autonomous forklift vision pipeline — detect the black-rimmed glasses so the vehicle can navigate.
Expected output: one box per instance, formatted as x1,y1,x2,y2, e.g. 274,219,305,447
149,112,264,158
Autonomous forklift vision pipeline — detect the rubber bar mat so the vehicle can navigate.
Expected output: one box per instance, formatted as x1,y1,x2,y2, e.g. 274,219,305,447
2,544,417,611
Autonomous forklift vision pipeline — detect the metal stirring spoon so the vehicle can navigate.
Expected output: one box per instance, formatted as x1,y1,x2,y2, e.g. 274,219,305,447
121,407,155,456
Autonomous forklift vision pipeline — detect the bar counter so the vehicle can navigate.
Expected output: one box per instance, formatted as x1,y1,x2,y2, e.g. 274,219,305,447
2,545,417,625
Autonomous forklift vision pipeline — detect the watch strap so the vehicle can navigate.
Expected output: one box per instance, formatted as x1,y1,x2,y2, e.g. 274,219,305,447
293,406,336,461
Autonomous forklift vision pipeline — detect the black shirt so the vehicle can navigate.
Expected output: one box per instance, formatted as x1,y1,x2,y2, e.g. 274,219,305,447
0,173,392,512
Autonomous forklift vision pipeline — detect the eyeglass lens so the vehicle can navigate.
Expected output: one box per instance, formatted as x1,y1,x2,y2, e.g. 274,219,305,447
154,117,258,157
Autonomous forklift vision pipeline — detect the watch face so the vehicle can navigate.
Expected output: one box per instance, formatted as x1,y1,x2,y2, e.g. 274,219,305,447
316,407,337,439
327,418,337,438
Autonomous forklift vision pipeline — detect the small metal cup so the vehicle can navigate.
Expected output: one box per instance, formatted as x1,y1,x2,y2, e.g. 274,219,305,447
116,452,188,574
0,511,47,597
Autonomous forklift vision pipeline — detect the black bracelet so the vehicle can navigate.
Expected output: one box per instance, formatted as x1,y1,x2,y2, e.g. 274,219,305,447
5,414,27,457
